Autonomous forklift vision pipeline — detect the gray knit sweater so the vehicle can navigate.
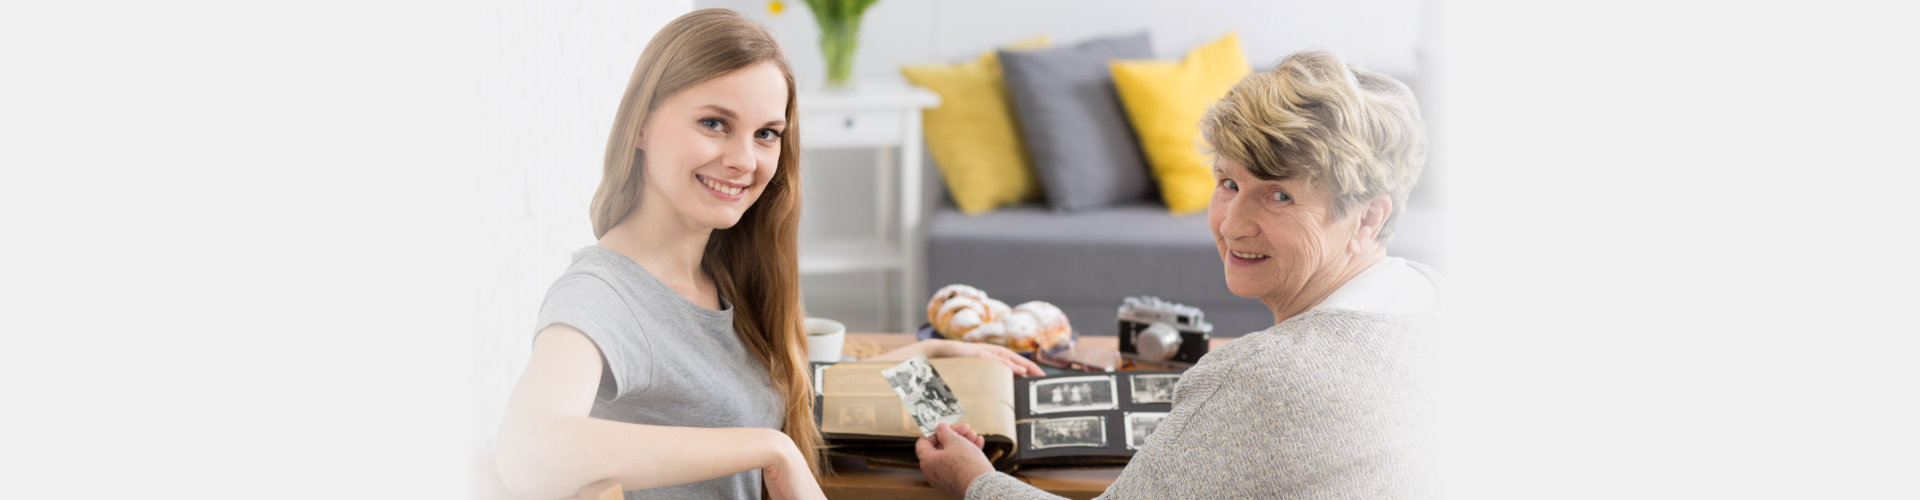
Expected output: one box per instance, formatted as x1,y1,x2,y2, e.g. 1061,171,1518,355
967,307,1432,499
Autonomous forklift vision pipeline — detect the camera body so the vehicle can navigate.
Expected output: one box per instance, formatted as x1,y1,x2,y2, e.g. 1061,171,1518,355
1116,296,1212,367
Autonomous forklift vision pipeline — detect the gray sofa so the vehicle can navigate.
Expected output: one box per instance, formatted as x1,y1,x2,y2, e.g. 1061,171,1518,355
922,198,1441,339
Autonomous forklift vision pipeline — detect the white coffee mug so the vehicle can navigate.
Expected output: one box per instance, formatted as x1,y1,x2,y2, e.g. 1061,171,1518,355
804,317,847,363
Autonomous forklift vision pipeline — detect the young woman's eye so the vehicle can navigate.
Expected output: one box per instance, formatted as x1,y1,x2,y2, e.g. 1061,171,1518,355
1217,178,1238,192
755,128,782,141
699,118,726,132
1268,190,1292,202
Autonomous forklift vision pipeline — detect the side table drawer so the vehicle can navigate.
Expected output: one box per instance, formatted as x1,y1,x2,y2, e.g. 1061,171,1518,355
800,109,905,148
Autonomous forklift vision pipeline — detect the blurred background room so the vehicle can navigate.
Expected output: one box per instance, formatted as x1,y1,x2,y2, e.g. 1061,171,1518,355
470,0,1440,493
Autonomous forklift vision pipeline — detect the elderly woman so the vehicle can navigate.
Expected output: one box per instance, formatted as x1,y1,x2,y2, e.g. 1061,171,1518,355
914,50,1439,498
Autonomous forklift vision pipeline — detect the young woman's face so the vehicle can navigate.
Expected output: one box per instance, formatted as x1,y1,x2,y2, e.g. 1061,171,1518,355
637,61,789,230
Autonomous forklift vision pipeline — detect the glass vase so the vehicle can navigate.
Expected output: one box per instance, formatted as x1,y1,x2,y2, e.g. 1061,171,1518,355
818,16,861,90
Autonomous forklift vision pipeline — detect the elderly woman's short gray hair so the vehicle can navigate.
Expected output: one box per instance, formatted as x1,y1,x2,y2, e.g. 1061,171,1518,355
1200,50,1427,242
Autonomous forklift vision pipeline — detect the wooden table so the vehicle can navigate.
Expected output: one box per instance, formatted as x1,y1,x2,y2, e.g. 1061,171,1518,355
818,332,1233,499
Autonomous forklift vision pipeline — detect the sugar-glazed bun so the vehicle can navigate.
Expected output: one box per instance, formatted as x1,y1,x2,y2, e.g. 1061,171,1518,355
963,301,1072,353
927,284,988,325
926,284,1072,353
927,284,1008,339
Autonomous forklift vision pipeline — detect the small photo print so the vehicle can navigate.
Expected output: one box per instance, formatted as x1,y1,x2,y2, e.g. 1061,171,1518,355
836,401,878,431
828,396,904,433
1129,374,1180,404
1031,415,1107,450
1125,412,1167,450
881,355,966,436
1029,375,1118,414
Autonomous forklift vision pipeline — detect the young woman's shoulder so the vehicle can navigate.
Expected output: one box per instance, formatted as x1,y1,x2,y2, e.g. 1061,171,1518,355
540,247,639,316
535,246,659,399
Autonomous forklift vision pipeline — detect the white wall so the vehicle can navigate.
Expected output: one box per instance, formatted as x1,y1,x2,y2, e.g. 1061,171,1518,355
4,0,668,495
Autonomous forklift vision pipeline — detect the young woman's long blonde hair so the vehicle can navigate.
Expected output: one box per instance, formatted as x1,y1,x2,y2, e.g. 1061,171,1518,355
589,8,821,477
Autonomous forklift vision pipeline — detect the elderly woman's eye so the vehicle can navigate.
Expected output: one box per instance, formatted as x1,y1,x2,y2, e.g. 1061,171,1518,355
1218,179,1238,191
1268,190,1292,202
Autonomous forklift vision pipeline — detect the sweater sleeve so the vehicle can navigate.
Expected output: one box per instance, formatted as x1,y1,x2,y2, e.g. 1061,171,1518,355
964,472,1071,500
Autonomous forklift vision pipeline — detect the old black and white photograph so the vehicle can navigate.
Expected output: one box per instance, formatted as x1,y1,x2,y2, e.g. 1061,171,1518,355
1029,375,1118,414
1129,373,1179,404
881,355,966,436
1031,415,1108,450
1126,412,1167,450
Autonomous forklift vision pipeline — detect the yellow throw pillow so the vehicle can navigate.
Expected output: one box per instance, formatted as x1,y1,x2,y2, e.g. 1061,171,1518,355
902,37,1048,215
1111,32,1251,214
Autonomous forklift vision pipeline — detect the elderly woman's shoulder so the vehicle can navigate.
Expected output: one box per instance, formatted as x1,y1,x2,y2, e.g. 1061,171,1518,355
1221,308,1433,375
1260,307,1431,343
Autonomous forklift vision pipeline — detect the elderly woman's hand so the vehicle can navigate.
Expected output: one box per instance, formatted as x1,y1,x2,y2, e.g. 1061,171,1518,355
915,422,995,498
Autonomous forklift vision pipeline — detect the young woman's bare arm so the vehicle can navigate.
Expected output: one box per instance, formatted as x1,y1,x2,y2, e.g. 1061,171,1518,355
864,339,1044,376
493,325,821,500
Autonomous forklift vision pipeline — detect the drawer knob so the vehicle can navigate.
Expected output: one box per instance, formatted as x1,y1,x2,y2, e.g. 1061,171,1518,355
843,117,855,129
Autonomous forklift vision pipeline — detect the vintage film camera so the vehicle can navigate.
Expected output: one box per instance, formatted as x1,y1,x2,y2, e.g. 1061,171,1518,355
1116,296,1212,366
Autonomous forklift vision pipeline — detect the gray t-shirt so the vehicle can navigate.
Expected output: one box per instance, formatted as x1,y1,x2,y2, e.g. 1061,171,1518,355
536,246,784,499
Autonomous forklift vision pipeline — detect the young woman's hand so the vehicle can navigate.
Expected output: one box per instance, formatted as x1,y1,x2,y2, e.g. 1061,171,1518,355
761,430,826,500
915,422,997,498
930,340,1045,376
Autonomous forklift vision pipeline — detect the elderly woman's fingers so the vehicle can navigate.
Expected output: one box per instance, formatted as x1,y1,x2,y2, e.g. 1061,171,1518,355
953,423,988,449
917,422,997,498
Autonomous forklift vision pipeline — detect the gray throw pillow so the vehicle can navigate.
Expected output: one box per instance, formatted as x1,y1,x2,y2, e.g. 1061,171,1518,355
999,32,1156,212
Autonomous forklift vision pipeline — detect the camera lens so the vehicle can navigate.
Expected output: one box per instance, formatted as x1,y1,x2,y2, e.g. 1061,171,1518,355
1137,323,1182,362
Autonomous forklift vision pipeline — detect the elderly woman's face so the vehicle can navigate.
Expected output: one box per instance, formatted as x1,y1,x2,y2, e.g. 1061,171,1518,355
1208,158,1363,309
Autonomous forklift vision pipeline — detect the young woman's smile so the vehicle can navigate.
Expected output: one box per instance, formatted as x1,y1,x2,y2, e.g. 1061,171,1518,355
696,173,749,201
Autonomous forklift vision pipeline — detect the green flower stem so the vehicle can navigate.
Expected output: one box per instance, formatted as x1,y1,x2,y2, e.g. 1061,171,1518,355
818,16,861,88
805,0,876,89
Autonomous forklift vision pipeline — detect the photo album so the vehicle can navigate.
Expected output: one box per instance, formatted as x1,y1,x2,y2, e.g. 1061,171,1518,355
811,356,1179,471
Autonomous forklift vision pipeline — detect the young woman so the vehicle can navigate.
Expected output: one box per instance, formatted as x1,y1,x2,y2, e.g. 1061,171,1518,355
492,9,1039,500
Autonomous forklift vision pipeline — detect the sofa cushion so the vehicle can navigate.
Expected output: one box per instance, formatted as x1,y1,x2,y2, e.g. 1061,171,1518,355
998,32,1157,212
1110,32,1251,215
901,36,1049,214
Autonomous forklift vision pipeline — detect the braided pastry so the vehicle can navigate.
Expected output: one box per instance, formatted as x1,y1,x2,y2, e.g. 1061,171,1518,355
927,284,1010,340
926,284,1072,353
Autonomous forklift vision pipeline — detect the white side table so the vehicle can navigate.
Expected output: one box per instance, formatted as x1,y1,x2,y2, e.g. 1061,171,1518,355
797,82,939,331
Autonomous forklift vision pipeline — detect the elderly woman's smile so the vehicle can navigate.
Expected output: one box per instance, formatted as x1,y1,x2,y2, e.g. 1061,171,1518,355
1208,157,1378,323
